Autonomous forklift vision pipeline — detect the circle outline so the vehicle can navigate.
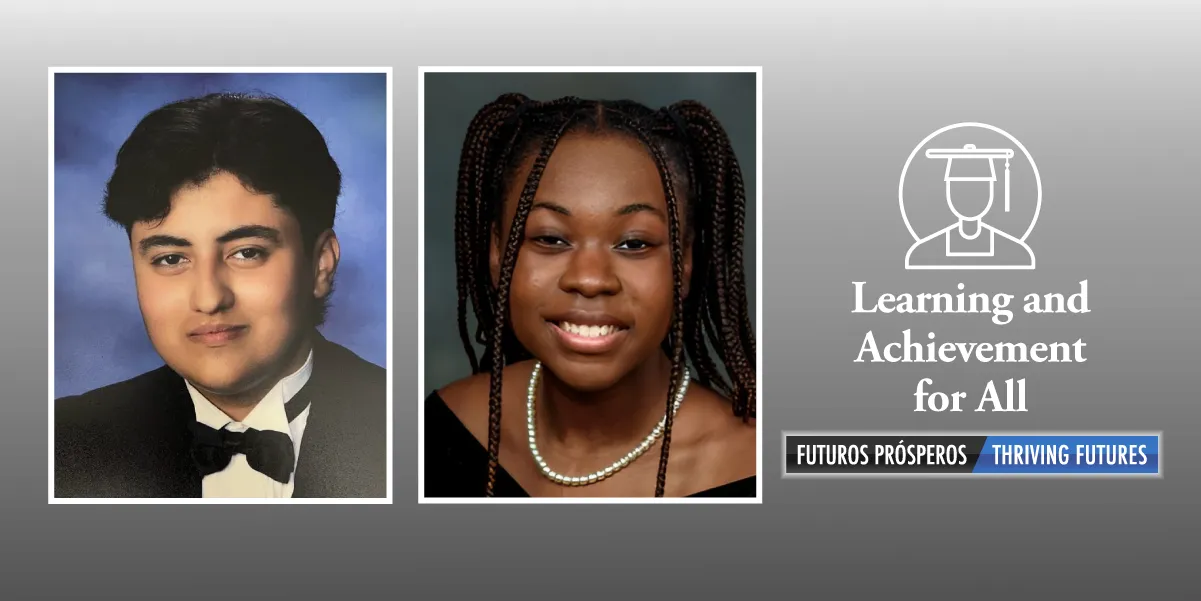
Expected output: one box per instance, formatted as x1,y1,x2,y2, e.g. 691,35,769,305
898,122,1042,243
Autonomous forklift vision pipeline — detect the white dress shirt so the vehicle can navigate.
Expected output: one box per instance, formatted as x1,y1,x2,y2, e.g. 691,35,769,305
185,350,314,498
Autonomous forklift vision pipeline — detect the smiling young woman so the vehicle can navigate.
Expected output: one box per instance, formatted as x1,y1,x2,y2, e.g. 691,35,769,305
424,95,757,498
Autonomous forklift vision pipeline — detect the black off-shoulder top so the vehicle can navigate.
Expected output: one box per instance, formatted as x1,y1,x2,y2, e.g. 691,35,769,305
423,392,756,498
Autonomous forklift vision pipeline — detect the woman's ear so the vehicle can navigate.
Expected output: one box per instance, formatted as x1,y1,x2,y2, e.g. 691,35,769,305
681,231,694,300
489,224,501,287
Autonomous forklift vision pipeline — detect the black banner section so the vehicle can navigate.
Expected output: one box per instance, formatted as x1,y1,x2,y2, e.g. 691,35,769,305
784,435,989,474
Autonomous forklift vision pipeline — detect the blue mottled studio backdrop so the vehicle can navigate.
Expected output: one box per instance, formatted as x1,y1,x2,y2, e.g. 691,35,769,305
53,72,388,397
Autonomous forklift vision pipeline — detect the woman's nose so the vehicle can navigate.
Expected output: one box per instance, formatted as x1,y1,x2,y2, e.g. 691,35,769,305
558,245,620,297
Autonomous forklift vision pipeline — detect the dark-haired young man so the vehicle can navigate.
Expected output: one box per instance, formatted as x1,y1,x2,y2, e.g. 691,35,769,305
54,93,387,499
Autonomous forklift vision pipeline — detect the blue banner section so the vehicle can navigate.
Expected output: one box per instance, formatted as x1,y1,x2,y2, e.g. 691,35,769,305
974,435,1160,474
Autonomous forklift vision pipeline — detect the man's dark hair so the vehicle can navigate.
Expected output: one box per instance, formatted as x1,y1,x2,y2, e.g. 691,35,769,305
453,95,757,497
103,92,342,326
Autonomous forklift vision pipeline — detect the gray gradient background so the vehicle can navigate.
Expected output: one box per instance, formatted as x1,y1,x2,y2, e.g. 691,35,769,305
422,71,757,397
2,1,1199,599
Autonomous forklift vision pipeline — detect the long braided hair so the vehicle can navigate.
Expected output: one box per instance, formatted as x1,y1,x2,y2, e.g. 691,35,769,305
453,94,756,497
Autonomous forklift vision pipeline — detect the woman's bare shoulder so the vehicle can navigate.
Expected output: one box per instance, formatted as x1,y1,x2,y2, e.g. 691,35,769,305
676,383,757,484
436,361,537,435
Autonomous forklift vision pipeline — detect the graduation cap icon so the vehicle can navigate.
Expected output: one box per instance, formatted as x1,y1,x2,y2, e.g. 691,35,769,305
899,122,1039,271
925,144,1015,211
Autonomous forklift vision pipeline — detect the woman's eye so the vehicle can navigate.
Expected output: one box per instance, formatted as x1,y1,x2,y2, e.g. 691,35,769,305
531,236,568,247
616,239,652,251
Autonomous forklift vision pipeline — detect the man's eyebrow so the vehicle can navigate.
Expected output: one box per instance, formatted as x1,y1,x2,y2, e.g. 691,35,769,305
215,225,282,245
136,226,282,256
137,235,190,256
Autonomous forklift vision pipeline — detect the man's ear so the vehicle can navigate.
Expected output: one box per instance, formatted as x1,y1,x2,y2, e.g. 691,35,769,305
312,229,340,301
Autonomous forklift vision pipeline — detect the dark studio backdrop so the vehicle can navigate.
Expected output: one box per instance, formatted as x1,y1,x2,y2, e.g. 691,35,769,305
422,71,759,397
53,72,389,398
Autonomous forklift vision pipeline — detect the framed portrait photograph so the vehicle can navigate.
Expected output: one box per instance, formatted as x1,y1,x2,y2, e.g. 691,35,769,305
50,68,392,503
419,67,762,503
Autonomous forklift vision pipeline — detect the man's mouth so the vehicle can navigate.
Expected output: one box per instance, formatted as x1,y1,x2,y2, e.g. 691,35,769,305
187,324,249,345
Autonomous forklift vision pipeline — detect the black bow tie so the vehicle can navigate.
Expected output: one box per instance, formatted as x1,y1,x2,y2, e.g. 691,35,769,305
189,422,296,484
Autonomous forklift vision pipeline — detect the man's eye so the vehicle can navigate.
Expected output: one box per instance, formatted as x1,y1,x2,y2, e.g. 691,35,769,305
152,254,186,266
231,248,267,261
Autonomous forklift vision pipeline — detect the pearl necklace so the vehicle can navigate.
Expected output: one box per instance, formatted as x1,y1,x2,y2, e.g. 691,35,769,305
527,361,690,487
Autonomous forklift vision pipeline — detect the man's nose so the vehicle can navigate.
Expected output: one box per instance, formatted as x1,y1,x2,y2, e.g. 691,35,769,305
190,261,234,314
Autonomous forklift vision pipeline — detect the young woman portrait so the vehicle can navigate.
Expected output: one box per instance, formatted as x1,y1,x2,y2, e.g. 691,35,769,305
422,72,758,499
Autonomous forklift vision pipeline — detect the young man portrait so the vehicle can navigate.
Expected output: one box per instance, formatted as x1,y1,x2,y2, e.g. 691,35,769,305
52,72,389,500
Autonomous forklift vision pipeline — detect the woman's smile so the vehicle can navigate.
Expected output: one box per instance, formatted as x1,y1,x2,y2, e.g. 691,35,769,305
542,308,633,355
436,94,757,497
547,320,630,354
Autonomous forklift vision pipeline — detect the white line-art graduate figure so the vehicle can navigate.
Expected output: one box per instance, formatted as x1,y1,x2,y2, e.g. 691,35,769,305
899,123,1040,270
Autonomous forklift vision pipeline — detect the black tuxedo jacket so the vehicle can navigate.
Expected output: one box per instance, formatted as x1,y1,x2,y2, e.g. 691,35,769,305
54,334,387,498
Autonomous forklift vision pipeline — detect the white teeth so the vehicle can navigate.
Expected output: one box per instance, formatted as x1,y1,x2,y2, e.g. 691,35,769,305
559,322,623,338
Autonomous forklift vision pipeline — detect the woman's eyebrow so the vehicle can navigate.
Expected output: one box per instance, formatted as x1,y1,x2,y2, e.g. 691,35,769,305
531,201,571,216
530,201,665,221
616,203,665,220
